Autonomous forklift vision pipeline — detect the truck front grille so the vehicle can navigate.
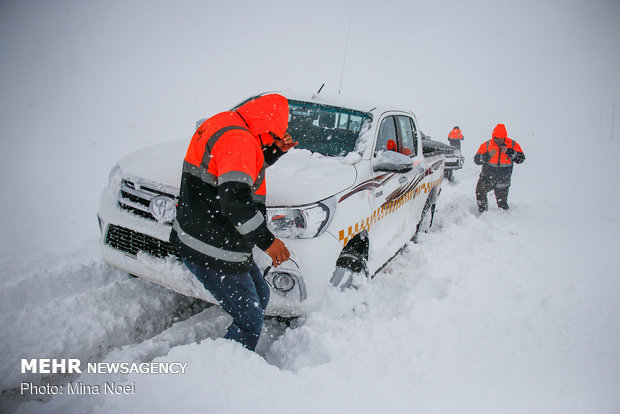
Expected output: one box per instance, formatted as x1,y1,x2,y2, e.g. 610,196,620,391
105,224,179,259
118,179,178,223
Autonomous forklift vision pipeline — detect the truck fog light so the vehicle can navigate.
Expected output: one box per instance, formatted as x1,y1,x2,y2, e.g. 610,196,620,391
272,272,295,292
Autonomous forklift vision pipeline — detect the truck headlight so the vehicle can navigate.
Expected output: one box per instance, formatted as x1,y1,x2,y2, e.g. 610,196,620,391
266,196,336,239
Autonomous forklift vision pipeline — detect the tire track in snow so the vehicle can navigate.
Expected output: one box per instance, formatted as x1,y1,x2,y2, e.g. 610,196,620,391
0,245,210,408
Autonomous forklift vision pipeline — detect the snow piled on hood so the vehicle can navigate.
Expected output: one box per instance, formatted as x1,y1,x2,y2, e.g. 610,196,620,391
266,148,357,206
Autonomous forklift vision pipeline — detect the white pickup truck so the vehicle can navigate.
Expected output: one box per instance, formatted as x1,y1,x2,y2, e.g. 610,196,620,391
98,92,444,316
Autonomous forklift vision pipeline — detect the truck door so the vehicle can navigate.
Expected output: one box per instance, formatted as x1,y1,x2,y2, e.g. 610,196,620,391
368,115,414,271
396,115,426,225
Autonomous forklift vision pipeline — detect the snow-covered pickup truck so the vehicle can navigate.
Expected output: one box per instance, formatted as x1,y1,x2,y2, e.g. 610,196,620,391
421,131,464,181
98,92,445,316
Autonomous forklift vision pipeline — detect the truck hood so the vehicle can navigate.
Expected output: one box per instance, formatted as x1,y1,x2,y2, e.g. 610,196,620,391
266,149,357,206
118,139,186,189
118,142,357,206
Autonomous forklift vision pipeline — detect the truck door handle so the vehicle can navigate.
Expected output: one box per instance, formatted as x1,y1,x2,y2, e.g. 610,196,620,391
399,176,407,184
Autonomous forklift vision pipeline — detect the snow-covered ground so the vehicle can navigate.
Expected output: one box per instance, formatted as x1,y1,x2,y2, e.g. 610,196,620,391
2,160,619,413
2,0,620,413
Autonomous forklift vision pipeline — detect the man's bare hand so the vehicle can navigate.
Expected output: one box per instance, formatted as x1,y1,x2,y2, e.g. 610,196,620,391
274,133,298,152
265,238,290,268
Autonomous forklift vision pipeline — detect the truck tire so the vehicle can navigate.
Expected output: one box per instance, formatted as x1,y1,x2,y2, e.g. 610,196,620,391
413,197,436,243
330,250,370,290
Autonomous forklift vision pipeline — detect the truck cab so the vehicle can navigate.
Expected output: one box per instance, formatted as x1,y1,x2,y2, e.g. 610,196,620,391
98,92,445,316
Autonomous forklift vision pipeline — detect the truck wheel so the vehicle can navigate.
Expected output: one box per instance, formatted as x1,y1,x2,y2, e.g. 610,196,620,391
444,169,454,182
330,250,370,290
413,197,436,243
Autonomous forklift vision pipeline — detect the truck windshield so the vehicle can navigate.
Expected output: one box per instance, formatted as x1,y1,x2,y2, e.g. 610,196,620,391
287,100,371,157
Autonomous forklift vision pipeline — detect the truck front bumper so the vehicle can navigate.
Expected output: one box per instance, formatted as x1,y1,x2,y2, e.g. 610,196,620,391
98,184,341,317
444,155,464,170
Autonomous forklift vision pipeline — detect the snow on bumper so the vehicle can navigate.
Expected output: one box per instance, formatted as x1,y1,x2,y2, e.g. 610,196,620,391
98,184,341,317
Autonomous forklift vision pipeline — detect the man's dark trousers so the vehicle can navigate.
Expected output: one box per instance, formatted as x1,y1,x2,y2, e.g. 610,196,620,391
476,167,512,212
183,259,270,351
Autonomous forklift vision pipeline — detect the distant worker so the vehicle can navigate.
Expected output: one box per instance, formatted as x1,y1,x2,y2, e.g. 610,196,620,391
448,126,464,149
170,94,297,351
473,124,525,213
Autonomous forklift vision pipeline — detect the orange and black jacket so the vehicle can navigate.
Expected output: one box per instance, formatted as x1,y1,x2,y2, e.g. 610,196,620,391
474,137,525,178
170,94,289,272
448,128,463,140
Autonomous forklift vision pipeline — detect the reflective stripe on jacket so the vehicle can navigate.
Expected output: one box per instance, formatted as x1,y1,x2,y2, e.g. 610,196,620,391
171,94,289,272
475,137,524,167
448,128,463,140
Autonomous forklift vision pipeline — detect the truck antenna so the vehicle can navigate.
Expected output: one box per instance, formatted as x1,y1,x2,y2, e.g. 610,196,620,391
312,83,325,99
338,12,353,95
612,102,616,140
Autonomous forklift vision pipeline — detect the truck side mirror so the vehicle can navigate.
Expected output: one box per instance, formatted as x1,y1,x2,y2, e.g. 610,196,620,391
373,151,413,173
195,118,207,130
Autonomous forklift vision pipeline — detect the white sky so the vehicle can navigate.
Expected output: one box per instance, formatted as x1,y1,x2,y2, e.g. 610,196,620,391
1,0,619,256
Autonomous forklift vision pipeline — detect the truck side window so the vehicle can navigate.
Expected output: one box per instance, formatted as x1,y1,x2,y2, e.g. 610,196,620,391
397,116,416,156
375,116,398,155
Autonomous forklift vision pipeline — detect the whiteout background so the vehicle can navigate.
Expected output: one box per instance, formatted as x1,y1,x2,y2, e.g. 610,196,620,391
1,1,619,413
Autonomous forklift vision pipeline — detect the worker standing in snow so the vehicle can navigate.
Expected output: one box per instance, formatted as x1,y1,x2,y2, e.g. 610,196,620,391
473,124,525,213
447,126,464,149
170,94,297,351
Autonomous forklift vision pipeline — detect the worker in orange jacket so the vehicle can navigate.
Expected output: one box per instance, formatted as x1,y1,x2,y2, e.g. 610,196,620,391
448,126,464,149
170,94,297,351
473,124,525,212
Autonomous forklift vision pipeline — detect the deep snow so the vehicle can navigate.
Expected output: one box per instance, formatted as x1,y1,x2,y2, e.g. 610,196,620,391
1,0,620,413
2,161,619,414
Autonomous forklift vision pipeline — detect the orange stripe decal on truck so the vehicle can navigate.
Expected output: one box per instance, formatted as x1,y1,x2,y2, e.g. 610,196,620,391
338,177,442,246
